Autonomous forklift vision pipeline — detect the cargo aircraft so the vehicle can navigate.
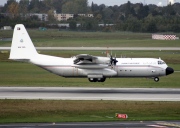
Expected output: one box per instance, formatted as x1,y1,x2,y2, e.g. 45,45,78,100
9,24,174,82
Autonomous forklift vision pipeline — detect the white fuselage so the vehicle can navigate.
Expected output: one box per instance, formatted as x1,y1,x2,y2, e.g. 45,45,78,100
30,54,167,78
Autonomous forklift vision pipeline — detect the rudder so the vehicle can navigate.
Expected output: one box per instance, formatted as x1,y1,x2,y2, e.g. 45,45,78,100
9,24,38,60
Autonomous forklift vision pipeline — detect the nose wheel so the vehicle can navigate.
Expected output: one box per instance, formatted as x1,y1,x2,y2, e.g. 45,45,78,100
154,77,159,82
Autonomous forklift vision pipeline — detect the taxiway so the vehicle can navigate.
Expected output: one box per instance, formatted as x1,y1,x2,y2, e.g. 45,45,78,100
0,121,180,128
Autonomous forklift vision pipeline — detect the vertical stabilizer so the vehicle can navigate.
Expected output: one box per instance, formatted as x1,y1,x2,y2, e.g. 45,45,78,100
9,24,38,60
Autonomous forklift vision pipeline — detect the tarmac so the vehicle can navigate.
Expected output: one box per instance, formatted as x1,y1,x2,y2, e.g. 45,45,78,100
0,121,180,128
0,87,180,101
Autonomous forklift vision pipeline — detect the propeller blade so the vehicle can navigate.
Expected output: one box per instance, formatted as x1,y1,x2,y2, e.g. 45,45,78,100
109,52,118,66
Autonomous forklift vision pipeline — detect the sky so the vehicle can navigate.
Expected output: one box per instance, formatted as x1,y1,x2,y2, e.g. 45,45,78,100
0,0,179,6
88,0,180,6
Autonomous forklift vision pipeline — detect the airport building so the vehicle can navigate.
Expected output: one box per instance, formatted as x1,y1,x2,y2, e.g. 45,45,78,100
27,13,48,21
54,11,94,21
54,13,74,21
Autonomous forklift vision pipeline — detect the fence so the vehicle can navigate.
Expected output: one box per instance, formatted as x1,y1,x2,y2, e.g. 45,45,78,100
152,34,179,40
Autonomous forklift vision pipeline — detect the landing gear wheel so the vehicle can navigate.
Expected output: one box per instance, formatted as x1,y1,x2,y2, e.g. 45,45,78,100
101,77,106,82
89,78,106,82
97,78,101,82
88,78,97,82
154,77,159,82
93,78,98,82
97,77,106,82
88,78,93,82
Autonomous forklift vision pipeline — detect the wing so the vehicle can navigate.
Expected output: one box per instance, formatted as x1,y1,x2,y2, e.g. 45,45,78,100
73,54,110,69
73,54,98,64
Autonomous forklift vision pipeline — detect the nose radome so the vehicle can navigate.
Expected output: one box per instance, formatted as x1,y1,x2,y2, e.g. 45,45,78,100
166,67,174,75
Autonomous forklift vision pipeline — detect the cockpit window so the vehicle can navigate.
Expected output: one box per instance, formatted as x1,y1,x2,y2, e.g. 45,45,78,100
158,61,166,65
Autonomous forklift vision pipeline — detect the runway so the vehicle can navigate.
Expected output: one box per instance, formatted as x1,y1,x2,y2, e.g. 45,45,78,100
0,121,180,128
0,87,180,101
0,47,180,51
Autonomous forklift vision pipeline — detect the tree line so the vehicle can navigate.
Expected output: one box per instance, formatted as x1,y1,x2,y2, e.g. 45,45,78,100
0,0,180,32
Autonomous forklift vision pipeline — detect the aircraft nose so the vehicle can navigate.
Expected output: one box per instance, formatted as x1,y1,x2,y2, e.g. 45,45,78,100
166,67,174,75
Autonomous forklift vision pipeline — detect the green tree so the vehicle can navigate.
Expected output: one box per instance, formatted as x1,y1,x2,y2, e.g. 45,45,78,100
77,17,98,31
126,16,141,32
69,20,77,30
19,0,29,17
62,1,78,13
163,4,176,16
62,0,88,14
146,22,157,32
137,4,149,19
91,2,94,12
171,24,180,32
102,7,113,23
52,0,63,13
28,0,41,13
7,0,16,5
76,0,88,13
125,1,131,17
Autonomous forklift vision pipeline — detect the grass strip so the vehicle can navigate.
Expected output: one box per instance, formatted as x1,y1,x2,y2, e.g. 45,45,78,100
0,62,179,87
0,100,180,123
0,30,180,47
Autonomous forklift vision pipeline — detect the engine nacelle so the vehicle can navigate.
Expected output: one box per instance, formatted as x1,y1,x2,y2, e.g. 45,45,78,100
93,56,110,64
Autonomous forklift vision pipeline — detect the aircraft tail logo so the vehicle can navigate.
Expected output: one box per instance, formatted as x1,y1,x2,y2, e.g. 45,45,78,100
9,24,38,60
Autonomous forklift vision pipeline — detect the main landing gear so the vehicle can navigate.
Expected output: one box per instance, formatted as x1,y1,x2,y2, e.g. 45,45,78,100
88,77,106,82
154,77,159,82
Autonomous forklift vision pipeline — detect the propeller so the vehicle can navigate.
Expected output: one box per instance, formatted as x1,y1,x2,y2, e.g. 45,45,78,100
104,50,118,66
110,53,118,66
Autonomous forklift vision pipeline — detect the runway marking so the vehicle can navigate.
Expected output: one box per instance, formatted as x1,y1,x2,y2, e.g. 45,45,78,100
0,96,180,101
147,125,167,128
157,123,180,128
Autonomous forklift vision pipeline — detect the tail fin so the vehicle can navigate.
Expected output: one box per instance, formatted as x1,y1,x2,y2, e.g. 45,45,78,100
9,24,38,60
